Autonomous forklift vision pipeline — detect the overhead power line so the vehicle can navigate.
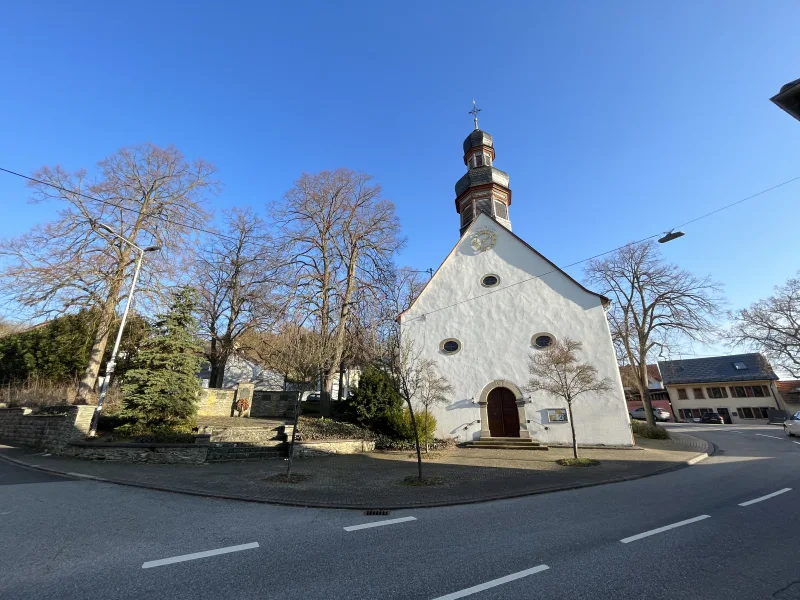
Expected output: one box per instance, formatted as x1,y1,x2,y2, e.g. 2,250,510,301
406,174,800,323
0,166,238,242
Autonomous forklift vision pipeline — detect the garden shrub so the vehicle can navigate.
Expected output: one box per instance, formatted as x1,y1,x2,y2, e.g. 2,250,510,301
631,419,670,439
341,365,403,434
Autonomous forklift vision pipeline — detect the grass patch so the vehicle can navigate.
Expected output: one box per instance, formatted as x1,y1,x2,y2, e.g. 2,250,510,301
408,452,444,461
264,473,308,484
557,457,600,467
631,420,670,439
399,475,446,486
296,416,374,441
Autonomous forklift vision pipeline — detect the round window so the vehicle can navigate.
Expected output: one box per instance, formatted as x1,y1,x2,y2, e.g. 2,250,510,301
534,334,553,349
441,339,461,354
481,274,500,287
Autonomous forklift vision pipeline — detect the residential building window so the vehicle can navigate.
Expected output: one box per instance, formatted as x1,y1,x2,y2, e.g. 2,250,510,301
700,408,712,415
731,386,766,398
708,387,727,399
691,409,702,419
693,388,705,399
739,407,754,419
677,388,688,400
758,407,770,418
679,409,693,420
733,362,747,370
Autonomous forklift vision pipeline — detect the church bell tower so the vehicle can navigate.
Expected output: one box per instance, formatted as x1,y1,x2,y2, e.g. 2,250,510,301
455,103,512,236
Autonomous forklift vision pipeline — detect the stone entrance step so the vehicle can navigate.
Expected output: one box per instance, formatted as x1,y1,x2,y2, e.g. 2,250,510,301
464,438,549,451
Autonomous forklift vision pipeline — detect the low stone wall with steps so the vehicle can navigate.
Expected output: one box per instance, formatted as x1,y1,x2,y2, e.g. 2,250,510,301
292,439,375,457
65,442,209,464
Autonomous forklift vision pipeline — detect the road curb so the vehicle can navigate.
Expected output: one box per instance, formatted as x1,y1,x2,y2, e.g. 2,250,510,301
0,435,715,511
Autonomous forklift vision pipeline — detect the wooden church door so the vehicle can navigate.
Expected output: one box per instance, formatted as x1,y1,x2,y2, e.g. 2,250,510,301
487,387,520,437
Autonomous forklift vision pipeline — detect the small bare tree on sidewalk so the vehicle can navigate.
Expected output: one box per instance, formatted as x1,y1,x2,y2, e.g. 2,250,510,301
417,361,452,453
391,334,428,480
525,338,611,460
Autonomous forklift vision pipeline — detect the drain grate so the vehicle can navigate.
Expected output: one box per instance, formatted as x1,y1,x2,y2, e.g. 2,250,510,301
364,509,390,516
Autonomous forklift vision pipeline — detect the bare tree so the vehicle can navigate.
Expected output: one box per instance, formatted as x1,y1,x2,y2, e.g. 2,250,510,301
271,169,404,399
390,334,427,480
416,360,453,452
0,144,218,401
585,241,722,426
194,208,282,388
245,322,325,391
525,338,612,459
730,274,800,377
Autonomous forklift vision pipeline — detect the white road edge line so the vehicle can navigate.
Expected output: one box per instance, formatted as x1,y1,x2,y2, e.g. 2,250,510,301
620,515,711,544
431,565,550,600
755,434,784,440
793,441,800,446
142,542,259,569
343,516,416,531
738,488,792,507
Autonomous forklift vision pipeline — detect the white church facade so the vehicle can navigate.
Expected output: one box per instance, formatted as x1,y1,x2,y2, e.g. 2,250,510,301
399,121,632,447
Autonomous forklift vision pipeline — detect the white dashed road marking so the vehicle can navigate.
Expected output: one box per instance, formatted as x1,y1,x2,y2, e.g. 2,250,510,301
142,542,259,569
755,434,784,440
430,565,550,600
620,515,711,544
343,516,417,532
738,488,792,507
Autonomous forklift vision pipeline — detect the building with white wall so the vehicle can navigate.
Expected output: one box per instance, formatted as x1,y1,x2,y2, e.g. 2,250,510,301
658,353,783,423
398,122,632,447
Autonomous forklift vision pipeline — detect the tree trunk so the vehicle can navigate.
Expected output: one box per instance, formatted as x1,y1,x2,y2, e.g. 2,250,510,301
424,405,429,453
638,359,656,427
567,400,578,459
337,362,345,402
405,399,423,480
76,277,125,403
209,355,227,389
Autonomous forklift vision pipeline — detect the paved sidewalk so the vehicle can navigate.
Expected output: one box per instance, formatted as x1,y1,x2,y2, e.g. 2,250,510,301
0,433,711,509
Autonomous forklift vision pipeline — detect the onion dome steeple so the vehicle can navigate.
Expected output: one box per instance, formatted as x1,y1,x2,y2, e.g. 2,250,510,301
455,102,512,235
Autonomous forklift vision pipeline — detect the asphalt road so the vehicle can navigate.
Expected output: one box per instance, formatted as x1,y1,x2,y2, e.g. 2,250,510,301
2,424,800,600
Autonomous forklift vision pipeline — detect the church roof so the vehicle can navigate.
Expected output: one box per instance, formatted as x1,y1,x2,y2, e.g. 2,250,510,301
463,129,493,154
398,214,610,321
454,165,510,197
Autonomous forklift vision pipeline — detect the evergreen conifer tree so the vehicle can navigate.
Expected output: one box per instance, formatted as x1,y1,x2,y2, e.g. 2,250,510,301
121,288,202,428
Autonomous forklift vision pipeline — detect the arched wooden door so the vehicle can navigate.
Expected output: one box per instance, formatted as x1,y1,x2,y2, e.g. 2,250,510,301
487,387,520,437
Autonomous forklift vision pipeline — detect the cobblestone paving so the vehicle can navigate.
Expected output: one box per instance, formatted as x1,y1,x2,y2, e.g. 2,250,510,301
0,433,711,509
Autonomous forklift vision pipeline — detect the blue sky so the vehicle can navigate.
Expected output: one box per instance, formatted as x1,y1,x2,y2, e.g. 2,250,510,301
1,1,799,358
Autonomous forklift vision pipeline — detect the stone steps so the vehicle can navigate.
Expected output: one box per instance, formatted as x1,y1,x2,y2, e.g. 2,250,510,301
464,438,549,451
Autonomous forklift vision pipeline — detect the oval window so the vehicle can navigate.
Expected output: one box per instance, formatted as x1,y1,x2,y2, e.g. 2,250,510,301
534,334,553,349
441,339,461,354
481,274,499,287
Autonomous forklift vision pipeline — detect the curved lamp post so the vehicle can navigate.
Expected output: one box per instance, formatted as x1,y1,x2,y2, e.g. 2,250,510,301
89,222,160,437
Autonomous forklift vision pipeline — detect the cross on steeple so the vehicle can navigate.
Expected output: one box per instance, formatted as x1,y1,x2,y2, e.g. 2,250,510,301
469,100,481,130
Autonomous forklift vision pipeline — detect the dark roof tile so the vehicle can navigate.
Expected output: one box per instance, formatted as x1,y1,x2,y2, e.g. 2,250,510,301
658,353,778,385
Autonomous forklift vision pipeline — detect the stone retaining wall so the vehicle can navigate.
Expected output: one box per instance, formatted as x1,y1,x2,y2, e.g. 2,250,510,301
293,439,375,457
64,442,208,464
0,406,94,452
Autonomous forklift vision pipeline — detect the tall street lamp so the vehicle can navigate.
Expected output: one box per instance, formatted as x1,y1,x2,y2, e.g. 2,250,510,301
89,222,160,437
771,78,800,122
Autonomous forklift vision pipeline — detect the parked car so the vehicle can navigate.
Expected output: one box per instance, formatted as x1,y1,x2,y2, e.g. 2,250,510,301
629,407,671,422
784,411,800,437
699,412,724,424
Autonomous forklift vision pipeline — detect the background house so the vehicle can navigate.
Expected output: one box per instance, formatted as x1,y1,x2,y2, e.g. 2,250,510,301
658,353,783,424
776,380,800,414
198,354,284,391
619,364,675,421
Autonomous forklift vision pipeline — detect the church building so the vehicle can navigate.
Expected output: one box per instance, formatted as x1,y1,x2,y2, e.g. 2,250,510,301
399,114,632,447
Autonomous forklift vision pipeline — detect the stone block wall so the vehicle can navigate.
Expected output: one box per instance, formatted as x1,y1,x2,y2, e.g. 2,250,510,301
64,442,208,464
197,389,236,417
292,439,375,457
251,391,300,418
0,405,94,452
